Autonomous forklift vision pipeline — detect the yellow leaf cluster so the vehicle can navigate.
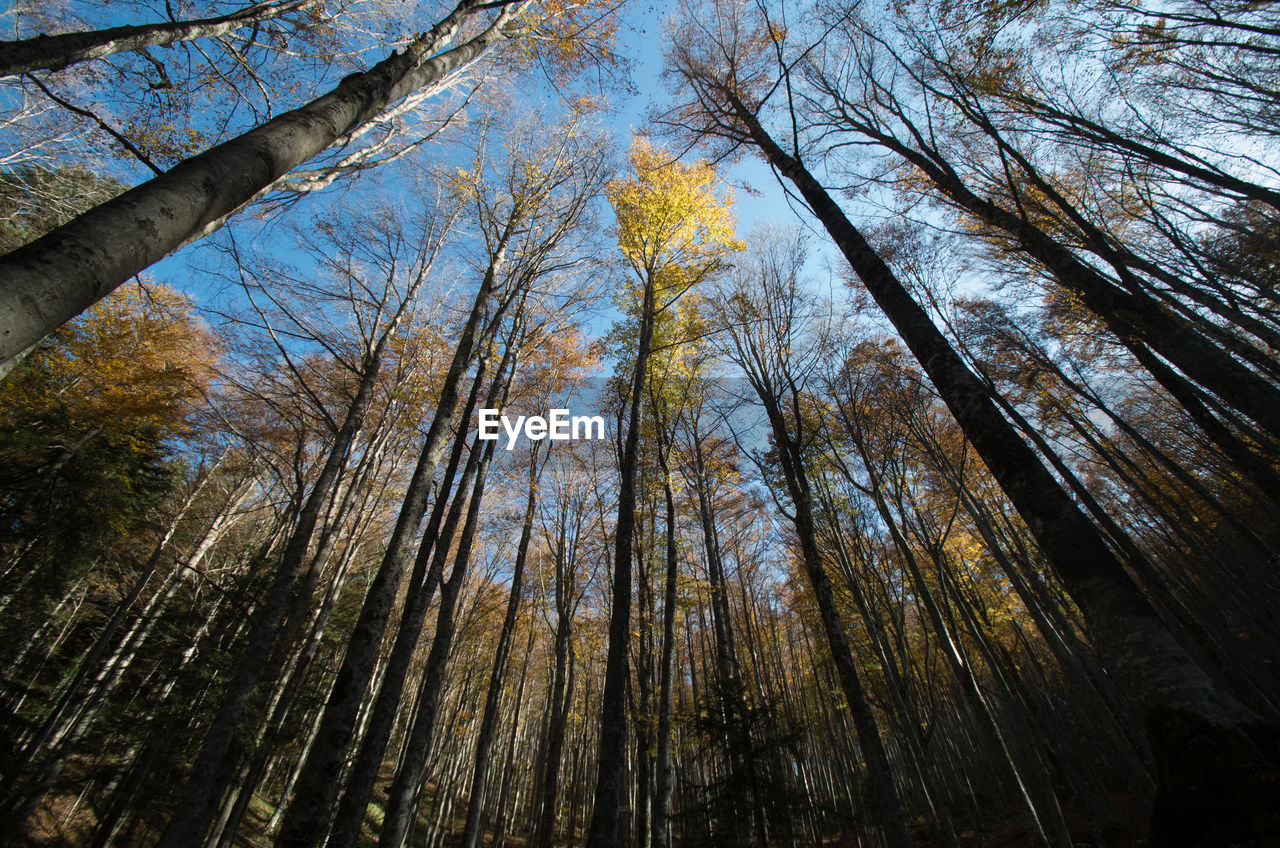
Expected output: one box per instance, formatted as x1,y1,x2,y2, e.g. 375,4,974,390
508,0,622,85
608,137,744,298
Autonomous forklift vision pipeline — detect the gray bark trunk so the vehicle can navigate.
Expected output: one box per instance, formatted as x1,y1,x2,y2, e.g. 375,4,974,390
459,449,540,848
324,331,517,848
650,413,688,848
377,416,503,848
755,387,915,848
586,272,656,848
713,88,1280,844
273,236,508,848
650,468,678,848
153,281,395,848
529,508,578,848
0,0,512,372
0,0,315,77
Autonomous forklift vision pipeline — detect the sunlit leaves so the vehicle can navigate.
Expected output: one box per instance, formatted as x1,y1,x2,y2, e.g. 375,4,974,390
608,137,744,305
1,282,216,443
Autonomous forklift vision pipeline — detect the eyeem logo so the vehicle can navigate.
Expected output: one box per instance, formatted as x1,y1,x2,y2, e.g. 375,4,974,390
478,408,607,450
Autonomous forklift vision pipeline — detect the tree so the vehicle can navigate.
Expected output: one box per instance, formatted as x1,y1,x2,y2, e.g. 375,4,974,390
0,0,320,78
0,0,620,374
150,183,457,848
4,3,1280,845
275,112,608,848
711,230,915,848
665,3,1280,841
0,278,217,833
0,280,214,593
0,165,123,254
587,136,740,848
792,0,1280,484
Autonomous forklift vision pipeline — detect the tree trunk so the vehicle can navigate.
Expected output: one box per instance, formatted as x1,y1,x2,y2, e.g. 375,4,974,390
0,0,513,371
273,235,510,848
154,333,387,848
460,445,541,848
879,117,1280,450
377,417,504,848
586,272,656,848
688,426,763,847
651,451,679,848
752,383,914,848
529,519,579,848
0,0,316,77
720,91,1280,845
323,346,502,848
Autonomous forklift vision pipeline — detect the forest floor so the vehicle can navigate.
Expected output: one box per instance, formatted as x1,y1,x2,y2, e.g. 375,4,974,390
21,765,1153,848
911,793,1153,847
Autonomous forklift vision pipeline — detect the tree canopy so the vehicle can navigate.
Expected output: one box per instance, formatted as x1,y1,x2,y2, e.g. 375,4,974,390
1,1,1279,847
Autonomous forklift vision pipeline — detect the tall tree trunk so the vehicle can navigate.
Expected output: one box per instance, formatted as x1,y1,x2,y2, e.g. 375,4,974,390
0,0,514,372
488,629,537,848
813,475,965,848
0,0,316,77
203,437,393,848
633,515,655,848
750,380,914,848
831,96,1280,450
586,272,656,848
154,334,388,848
323,341,505,848
274,237,510,848
460,443,542,848
529,515,579,848
651,442,679,848
377,407,505,848
0,455,231,837
715,89,1280,845
688,426,763,847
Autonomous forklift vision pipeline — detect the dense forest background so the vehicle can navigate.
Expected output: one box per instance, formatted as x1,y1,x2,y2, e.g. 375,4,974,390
2,1,1279,846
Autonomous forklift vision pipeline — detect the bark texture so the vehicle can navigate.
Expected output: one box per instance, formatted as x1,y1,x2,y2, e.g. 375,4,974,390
0,0,315,77
0,0,511,370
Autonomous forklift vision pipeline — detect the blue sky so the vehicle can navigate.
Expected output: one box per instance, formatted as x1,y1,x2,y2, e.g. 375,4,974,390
107,0,854,366
608,14,817,242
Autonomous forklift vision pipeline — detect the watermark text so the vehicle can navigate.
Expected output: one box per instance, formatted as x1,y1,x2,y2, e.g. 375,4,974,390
478,408,606,450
